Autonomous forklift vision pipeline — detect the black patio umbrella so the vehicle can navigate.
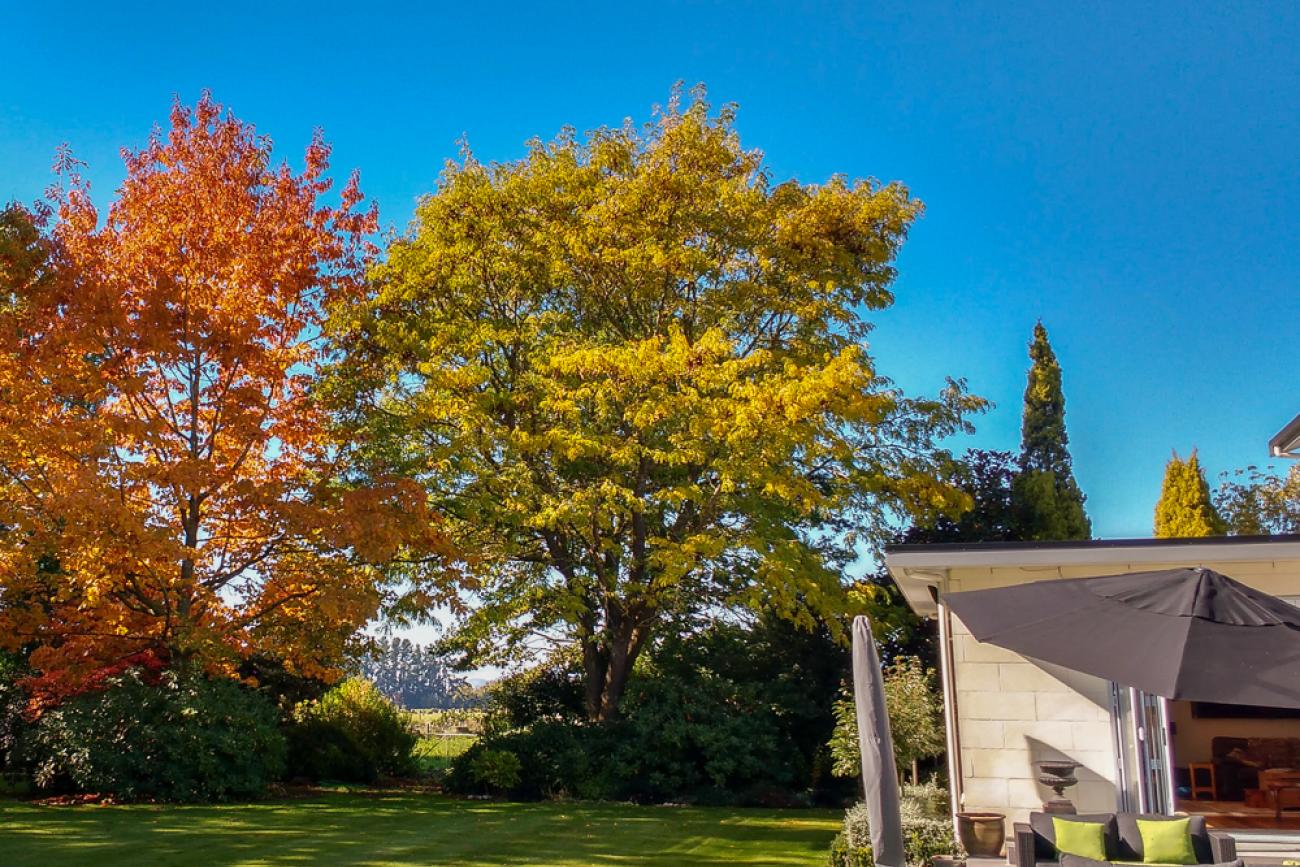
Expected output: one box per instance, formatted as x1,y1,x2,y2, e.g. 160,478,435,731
944,567,1300,708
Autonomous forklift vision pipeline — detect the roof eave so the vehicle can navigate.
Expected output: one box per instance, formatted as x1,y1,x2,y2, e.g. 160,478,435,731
885,534,1300,619
1270,413,1300,458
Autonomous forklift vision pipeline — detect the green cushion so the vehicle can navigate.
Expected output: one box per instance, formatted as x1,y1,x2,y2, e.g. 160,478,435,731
1054,817,1109,861
1137,817,1197,865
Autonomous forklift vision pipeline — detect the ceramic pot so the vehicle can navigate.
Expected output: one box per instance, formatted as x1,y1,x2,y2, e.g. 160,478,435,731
956,811,1005,857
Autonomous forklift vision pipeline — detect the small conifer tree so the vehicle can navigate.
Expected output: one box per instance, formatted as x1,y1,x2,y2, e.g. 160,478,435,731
1154,449,1226,537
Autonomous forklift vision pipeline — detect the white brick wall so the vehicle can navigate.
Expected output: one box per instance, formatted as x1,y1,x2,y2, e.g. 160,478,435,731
951,615,1118,824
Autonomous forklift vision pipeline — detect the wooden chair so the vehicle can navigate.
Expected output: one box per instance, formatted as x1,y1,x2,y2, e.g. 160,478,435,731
1188,762,1216,800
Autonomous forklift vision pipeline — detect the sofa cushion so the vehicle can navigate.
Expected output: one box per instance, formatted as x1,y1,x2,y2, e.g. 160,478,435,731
1030,813,1118,860
1055,818,1109,861
1114,814,1211,864
1136,817,1196,865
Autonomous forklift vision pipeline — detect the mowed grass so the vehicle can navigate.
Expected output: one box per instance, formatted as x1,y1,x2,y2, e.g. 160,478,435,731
0,791,841,867
411,734,477,776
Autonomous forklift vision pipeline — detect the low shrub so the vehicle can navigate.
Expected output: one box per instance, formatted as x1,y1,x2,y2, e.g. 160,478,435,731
446,721,613,800
903,817,962,867
290,677,416,781
833,797,962,867
828,833,874,867
466,748,522,795
284,717,375,783
24,668,285,802
448,651,803,804
900,779,950,820
451,614,855,806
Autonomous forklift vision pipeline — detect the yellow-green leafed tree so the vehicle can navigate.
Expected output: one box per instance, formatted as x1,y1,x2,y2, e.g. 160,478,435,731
1154,449,1226,537
328,88,985,720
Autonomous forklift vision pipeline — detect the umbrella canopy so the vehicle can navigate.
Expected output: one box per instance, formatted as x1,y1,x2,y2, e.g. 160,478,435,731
944,567,1300,708
852,615,905,867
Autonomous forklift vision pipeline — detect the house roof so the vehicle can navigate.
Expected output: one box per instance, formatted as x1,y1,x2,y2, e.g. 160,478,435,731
884,534,1300,617
1271,413,1300,458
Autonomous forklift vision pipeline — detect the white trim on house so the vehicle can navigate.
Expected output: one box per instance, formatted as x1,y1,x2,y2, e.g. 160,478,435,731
887,536,1300,618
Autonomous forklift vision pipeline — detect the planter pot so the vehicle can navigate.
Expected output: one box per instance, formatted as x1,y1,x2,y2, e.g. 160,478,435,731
956,812,1005,857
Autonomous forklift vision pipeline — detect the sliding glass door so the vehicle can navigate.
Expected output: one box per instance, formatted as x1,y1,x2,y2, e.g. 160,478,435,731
1113,684,1175,814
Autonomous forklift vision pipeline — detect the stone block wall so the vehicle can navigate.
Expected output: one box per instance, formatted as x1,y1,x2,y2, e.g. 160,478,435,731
950,613,1119,823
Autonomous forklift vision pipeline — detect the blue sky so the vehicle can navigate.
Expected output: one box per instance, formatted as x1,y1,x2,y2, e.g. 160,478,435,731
4,1,1298,540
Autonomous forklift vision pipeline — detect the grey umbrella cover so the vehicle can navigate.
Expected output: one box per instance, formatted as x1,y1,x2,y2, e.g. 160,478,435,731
945,568,1300,708
853,614,906,867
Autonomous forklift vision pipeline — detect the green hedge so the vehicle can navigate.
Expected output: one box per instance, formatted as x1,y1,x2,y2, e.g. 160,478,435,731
24,668,285,802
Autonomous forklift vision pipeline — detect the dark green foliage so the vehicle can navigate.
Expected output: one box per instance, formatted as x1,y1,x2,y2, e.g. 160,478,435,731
23,668,285,802
0,651,29,773
238,654,330,720
1011,322,1091,541
1012,468,1090,541
1018,323,1072,477
449,616,853,804
284,717,376,783
646,616,850,800
899,450,1020,544
480,657,587,734
446,721,605,800
0,202,51,312
448,706,792,804
465,748,522,795
291,678,416,780
866,449,1023,667
623,668,790,800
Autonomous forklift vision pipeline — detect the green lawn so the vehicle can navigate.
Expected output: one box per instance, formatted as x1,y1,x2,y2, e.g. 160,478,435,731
0,792,840,867
411,734,477,776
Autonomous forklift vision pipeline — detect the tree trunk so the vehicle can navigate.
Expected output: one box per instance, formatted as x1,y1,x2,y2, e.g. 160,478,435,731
581,613,651,721
581,630,606,721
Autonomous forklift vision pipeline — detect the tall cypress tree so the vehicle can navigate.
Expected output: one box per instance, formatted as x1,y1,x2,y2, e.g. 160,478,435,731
1154,449,1226,538
1010,322,1092,540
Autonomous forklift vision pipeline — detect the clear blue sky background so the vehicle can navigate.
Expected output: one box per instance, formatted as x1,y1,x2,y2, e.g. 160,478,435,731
4,1,1297,540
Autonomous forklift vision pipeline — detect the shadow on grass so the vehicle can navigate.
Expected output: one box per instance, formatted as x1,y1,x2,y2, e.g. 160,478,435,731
0,793,841,867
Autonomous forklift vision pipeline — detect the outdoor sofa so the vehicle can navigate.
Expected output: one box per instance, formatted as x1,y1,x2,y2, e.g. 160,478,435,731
1013,812,1238,867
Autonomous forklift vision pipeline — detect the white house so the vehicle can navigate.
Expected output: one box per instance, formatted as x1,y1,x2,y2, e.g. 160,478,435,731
885,417,1300,849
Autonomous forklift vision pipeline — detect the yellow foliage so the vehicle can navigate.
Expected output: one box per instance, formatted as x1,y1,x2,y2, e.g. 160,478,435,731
330,87,982,719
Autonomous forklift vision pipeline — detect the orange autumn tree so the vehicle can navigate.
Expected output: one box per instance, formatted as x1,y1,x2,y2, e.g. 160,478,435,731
0,95,451,688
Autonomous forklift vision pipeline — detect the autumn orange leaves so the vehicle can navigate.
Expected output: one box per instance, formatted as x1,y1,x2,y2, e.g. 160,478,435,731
0,94,454,687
